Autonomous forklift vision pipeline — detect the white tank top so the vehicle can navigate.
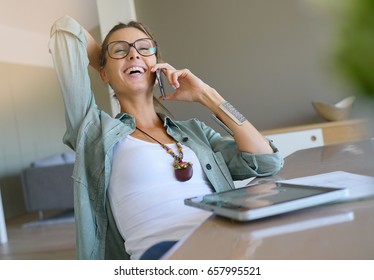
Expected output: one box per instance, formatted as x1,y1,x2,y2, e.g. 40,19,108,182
108,135,213,259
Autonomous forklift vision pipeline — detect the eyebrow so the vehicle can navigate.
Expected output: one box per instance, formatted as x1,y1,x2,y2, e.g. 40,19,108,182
108,38,152,45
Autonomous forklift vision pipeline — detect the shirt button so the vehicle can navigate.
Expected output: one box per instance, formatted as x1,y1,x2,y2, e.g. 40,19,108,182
206,164,212,170
182,137,189,142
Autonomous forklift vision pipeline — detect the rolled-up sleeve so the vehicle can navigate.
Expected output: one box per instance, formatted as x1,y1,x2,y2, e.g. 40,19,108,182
200,121,284,179
240,140,284,177
48,15,96,150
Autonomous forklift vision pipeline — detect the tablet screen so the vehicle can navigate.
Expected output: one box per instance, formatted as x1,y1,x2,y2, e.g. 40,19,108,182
201,182,337,210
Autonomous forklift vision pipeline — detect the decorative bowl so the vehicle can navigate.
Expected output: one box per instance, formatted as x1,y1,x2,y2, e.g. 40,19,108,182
312,96,355,121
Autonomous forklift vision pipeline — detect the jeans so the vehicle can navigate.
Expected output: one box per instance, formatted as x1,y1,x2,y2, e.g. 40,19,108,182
139,241,178,260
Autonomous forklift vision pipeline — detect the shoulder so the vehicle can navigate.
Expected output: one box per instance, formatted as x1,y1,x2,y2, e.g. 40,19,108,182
174,118,221,141
175,118,205,128
174,118,209,132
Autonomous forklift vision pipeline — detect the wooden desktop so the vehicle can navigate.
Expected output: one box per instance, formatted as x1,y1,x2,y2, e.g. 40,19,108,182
164,139,374,259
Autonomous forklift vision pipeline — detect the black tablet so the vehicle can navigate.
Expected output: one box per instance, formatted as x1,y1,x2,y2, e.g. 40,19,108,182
184,182,348,221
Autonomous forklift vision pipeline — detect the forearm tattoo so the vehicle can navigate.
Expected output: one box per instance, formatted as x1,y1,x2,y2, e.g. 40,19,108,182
218,101,247,125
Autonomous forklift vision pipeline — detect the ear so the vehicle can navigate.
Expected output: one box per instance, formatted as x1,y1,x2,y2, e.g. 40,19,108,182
99,67,110,84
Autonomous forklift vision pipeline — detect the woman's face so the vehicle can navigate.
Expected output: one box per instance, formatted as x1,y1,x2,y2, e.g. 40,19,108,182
100,27,157,97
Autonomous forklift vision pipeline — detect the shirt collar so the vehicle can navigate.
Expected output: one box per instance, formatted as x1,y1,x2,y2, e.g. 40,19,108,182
115,112,134,123
157,113,179,128
116,112,179,127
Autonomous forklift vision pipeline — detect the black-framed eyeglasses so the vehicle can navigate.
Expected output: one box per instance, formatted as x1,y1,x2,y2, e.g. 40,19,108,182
106,38,157,59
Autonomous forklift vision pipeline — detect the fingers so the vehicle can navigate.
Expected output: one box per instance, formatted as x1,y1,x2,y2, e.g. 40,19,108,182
151,63,176,88
152,63,189,89
151,63,175,73
170,68,191,89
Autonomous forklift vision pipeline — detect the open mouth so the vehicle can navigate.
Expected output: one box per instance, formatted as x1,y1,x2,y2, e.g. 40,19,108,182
125,66,145,75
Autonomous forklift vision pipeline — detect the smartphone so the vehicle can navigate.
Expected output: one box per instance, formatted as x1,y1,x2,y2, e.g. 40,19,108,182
156,69,166,100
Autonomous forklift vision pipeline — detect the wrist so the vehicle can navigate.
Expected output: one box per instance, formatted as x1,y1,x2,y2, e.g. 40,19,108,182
199,85,225,110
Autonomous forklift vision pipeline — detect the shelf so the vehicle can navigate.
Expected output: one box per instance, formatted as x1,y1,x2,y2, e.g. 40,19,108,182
261,119,372,157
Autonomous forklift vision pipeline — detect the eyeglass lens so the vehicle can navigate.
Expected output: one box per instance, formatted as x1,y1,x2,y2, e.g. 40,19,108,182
108,39,156,59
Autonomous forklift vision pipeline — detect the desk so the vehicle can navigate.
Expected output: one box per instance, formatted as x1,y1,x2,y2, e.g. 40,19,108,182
164,140,374,259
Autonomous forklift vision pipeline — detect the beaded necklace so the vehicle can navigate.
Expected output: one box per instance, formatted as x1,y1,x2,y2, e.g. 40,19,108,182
136,127,193,182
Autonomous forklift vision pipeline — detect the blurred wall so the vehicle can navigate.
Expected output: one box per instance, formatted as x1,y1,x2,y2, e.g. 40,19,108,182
134,0,373,130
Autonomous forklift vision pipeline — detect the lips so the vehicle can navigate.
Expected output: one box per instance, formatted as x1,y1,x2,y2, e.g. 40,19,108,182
124,66,146,75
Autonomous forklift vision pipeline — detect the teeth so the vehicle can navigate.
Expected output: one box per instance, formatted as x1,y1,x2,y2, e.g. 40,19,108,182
125,67,145,74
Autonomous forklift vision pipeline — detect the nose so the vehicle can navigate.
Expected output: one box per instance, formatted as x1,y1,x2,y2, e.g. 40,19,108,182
127,46,140,60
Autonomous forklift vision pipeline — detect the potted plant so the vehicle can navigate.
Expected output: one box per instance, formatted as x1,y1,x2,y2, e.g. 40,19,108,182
333,0,374,98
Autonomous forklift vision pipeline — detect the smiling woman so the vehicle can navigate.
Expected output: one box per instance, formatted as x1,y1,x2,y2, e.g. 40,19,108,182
48,15,283,260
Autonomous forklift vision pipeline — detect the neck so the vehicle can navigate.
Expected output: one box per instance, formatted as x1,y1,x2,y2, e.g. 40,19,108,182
119,98,162,129
136,112,164,130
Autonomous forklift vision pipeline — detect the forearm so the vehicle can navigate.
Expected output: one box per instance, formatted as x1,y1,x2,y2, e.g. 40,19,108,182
83,29,101,71
200,86,273,154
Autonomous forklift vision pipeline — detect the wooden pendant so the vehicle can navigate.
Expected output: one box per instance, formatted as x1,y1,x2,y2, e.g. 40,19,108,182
175,164,193,182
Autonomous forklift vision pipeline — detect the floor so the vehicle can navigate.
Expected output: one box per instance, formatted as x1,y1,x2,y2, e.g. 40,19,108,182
0,211,76,260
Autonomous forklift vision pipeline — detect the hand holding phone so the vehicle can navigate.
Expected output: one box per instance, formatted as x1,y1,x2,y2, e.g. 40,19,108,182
156,69,166,100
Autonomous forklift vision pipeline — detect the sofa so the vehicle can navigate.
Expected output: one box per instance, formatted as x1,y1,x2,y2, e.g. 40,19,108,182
21,152,75,216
